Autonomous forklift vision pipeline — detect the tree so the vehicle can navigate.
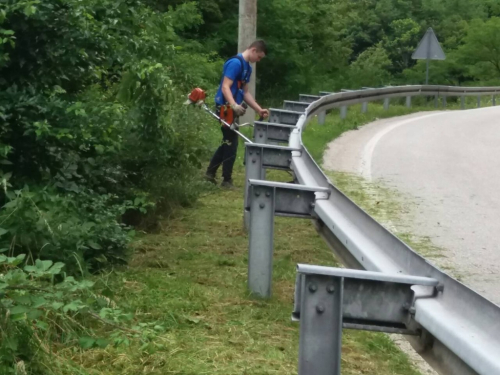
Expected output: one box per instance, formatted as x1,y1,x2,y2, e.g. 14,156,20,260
257,0,351,97
457,17,500,80
348,44,392,88
383,18,422,73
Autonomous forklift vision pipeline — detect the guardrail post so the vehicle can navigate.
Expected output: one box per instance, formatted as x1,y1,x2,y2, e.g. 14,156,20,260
340,106,347,119
254,125,268,144
270,109,303,125
406,96,411,108
361,102,368,113
299,94,321,103
253,122,295,145
284,101,309,112
442,96,447,108
294,265,439,375
461,96,465,109
434,94,438,108
244,146,265,230
384,98,390,110
248,184,275,298
318,111,326,125
298,273,343,375
477,96,481,108
247,181,330,297
243,144,297,230
493,95,496,106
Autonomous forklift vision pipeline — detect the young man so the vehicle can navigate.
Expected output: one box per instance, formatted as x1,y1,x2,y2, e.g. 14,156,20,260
205,40,269,188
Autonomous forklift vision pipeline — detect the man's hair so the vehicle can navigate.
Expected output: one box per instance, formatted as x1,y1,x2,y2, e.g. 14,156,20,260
248,40,268,55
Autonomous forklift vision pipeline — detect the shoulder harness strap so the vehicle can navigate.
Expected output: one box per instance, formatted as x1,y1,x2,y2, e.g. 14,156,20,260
224,55,251,84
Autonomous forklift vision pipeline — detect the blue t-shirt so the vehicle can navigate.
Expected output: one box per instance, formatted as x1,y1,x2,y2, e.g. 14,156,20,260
215,54,252,106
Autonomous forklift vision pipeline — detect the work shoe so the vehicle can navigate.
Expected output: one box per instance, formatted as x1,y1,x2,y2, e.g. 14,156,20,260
204,173,216,184
221,179,235,189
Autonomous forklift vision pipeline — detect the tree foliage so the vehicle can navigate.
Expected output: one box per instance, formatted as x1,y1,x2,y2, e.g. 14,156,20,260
0,0,220,274
457,17,500,80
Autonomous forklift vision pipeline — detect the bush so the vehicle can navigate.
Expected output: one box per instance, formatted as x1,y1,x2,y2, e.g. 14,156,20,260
0,254,161,374
0,187,133,275
0,0,221,271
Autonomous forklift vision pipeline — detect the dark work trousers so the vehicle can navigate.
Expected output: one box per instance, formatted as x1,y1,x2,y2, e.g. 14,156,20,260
206,125,239,182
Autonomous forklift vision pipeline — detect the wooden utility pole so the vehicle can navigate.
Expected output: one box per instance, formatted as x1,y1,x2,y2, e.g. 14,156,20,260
238,0,257,123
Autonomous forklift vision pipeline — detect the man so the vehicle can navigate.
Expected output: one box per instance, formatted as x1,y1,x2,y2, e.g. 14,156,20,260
205,40,269,188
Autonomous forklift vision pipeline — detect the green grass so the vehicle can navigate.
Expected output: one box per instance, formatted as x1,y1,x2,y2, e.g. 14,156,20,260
55,146,423,374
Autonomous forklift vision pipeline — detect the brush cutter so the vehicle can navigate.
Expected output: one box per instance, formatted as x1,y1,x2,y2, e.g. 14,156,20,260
184,88,254,143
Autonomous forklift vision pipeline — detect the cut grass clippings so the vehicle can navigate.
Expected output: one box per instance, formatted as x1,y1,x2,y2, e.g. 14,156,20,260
325,171,460,277
58,112,426,373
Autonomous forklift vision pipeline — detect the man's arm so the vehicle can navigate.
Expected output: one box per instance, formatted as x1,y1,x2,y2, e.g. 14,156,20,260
220,76,247,117
221,77,237,107
243,85,269,119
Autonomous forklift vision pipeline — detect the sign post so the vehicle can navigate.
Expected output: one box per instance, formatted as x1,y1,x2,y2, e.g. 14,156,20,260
412,27,446,84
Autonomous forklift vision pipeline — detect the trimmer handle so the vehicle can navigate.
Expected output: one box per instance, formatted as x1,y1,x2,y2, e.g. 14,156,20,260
241,102,264,121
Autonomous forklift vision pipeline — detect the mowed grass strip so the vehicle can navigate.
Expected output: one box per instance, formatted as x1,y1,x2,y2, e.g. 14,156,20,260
67,106,428,374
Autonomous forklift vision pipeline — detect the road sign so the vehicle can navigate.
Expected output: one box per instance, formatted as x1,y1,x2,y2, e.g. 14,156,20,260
412,28,446,84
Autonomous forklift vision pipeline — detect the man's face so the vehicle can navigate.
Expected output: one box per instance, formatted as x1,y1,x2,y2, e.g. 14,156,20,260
249,48,266,63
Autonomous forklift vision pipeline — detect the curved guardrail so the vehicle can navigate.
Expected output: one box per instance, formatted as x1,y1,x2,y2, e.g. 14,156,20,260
277,85,500,375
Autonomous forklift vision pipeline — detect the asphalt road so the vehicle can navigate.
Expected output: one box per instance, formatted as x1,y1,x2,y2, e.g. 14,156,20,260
323,106,500,305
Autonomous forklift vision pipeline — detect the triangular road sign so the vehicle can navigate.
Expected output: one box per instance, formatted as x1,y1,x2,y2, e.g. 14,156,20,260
412,27,446,60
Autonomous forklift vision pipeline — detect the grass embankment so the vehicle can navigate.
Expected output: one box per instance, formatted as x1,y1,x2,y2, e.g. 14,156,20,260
61,102,431,374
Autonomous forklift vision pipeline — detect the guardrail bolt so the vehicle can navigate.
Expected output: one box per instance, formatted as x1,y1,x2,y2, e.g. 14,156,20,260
252,159,256,164
265,192,271,197
259,134,263,138
436,284,445,293
255,191,260,197
402,302,410,311
259,203,265,209
316,304,325,314
256,151,260,155
310,202,316,208
308,283,317,293
327,285,335,294
288,158,292,163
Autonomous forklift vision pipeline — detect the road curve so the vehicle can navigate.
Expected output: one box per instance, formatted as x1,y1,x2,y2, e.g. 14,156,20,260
323,106,500,305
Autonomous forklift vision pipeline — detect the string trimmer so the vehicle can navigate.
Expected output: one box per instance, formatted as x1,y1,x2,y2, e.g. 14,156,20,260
184,88,254,143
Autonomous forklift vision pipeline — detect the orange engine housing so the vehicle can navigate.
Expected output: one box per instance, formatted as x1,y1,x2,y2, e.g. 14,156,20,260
188,88,206,103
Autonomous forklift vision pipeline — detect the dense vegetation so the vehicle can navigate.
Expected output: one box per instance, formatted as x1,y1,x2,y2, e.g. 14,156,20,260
181,0,500,96
1,0,500,372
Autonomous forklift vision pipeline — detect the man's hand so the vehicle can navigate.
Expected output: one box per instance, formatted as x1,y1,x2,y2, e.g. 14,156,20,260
231,104,246,116
230,123,240,131
258,109,270,119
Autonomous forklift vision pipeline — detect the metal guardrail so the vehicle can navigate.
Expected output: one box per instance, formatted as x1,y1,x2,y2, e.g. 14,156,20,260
244,85,500,375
